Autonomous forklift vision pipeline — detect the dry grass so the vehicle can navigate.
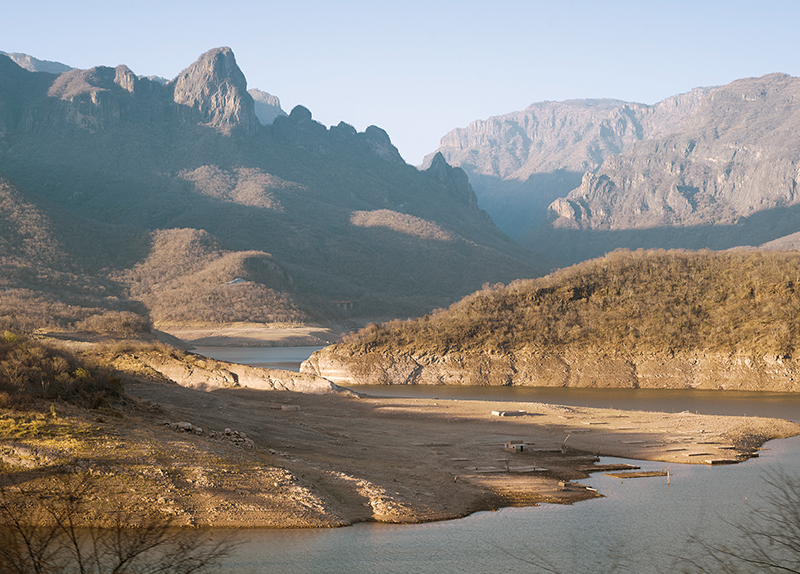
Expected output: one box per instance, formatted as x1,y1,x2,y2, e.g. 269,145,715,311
341,248,800,356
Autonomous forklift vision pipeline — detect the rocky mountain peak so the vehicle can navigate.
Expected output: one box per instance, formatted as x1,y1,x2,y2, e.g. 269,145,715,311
113,65,137,93
170,47,258,134
425,152,480,208
248,88,286,125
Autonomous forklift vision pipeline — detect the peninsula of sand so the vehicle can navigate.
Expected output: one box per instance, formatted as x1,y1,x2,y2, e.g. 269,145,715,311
5,336,795,530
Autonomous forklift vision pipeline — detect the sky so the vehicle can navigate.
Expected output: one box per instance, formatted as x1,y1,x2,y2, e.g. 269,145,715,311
4,0,800,164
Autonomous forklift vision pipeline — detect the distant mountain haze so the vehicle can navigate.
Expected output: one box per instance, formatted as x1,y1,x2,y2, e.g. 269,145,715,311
550,74,800,231
424,90,713,237
248,89,287,125
429,75,800,265
0,47,542,331
0,51,74,74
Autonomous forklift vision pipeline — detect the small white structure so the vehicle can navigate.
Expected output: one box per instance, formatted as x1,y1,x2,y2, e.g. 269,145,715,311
504,440,526,453
492,410,526,417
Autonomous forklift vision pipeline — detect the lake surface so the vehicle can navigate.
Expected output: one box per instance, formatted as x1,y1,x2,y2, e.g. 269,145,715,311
194,347,800,573
348,384,800,423
192,346,323,372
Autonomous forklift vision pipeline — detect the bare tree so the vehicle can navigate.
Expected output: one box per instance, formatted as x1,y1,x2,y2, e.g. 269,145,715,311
0,473,235,574
681,469,800,574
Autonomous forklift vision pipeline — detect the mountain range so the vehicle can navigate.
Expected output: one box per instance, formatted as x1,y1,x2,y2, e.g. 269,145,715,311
428,74,800,265
0,47,541,333
5,45,800,336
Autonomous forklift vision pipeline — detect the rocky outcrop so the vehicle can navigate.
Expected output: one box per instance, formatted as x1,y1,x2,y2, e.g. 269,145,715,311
42,64,163,131
170,47,259,134
248,88,286,125
424,152,481,209
548,74,800,231
139,351,354,394
423,90,713,236
425,92,710,181
301,347,800,392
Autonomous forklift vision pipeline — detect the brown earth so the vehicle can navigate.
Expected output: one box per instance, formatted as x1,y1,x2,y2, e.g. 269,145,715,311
3,337,799,529
115,378,800,526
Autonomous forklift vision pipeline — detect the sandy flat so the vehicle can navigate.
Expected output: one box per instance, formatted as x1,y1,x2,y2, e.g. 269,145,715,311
121,376,800,527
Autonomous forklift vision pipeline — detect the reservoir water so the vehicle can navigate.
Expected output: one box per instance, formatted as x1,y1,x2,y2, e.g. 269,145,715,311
192,346,323,372
194,346,800,573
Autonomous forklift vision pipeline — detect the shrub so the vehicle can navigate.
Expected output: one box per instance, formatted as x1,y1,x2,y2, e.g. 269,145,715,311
0,333,124,409
74,311,152,335
340,249,800,356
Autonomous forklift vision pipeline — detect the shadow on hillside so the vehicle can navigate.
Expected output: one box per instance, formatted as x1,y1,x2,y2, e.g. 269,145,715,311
521,203,800,266
470,171,584,238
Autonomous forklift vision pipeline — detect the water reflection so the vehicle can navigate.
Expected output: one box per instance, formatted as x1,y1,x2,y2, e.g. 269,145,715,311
220,435,800,573
347,384,800,423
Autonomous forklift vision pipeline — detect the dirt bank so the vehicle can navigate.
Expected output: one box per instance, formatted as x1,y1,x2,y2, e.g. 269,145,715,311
116,369,800,527
303,346,800,392
3,342,798,529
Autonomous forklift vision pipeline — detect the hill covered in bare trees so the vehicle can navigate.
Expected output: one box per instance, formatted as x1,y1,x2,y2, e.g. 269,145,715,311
304,249,800,391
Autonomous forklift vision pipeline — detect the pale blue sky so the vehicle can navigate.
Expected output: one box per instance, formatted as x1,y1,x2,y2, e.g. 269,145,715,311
4,0,799,164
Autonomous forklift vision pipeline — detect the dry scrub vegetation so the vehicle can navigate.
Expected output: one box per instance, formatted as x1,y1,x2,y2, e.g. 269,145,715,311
0,331,235,573
0,331,132,411
114,227,313,325
0,287,146,336
342,249,800,356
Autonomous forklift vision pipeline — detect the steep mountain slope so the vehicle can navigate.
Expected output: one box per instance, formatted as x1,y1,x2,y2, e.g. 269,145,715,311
0,174,150,333
0,47,541,329
425,90,712,236
531,73,800,263
550,74,800,230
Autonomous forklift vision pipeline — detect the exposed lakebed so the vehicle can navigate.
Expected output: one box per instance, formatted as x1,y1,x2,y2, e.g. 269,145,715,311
192,346,800,572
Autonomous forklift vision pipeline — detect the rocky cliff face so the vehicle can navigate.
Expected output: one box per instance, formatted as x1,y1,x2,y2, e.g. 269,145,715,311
140,351,352,394
424,90,712,236
170,47,259,134
426,92,711,180
549,74,800,231
301,347,800,393
42,64,167,131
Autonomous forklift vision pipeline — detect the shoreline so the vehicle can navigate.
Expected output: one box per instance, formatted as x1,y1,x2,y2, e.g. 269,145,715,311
154,324,341,348
4,381,797,530
120,372,800,528
5,334,799,530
